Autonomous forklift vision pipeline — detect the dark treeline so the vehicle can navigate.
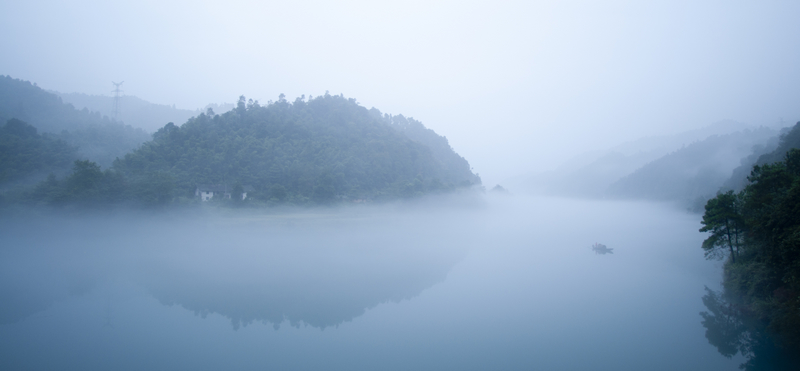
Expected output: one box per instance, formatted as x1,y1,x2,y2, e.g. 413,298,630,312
0,119,76,185
0,75,150,170
1,80,481,208
699,122,800,355
111,93,480,205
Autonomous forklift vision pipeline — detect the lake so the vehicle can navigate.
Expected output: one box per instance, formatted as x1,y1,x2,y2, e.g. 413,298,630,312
0,195,747,370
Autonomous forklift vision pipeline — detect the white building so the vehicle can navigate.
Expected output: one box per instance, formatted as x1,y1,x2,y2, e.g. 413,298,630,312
195,184,253,201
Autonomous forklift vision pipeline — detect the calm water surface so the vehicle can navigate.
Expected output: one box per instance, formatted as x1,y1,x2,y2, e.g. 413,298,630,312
0,196,744,370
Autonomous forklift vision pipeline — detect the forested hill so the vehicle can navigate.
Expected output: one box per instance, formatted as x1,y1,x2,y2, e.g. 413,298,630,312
0,75,109,133
382,113,477,187
0,119,77,187
0,76,150,168
723,122,800,192
113,94,481,203
698,123,800,353
605,127,776,204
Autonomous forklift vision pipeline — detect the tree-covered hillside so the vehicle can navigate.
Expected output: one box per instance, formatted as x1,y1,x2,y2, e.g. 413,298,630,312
382,113,478,188
0,76,151,168
112,94,480,204
0,119,78,187
724,123,800,192
699,133,800,352
606,128,776,205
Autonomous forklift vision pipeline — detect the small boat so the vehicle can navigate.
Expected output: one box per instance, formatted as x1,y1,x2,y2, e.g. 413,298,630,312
592,243,613,254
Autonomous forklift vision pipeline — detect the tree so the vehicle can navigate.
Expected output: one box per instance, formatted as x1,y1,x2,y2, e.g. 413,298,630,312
311,172,335,204
63,160,104,203
231,182,244,204
700,190,745,262
130,171,174,206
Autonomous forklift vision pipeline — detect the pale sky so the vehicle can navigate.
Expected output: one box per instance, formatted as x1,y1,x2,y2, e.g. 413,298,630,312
2,0,800,186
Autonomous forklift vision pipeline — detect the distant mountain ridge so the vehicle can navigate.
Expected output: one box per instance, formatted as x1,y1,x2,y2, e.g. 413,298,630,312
0,75,150,171
2,75,481,207
54,92,234,133
514,120,766,198
722,122,800,192
606,127,777,204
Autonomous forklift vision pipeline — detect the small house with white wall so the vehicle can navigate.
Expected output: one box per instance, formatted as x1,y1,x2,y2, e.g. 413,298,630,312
195,184,254,201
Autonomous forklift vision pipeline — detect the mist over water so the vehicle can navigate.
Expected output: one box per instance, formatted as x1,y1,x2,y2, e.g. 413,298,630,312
2,1,798,368
0,195,743,370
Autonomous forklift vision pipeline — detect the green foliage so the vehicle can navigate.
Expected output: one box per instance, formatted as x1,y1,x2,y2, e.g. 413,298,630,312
113,93,480,204
0,75,150,169
128,171,175,206
24,160,172,208
58,122,150,168
700,146,800,352
700,190,745,262
382,113,480,186
726,122,800,192
6,92,479,208
269,184,287,202
0,118,78,185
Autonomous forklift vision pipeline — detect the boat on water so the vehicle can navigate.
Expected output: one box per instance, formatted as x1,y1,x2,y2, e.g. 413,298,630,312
592,243,613,254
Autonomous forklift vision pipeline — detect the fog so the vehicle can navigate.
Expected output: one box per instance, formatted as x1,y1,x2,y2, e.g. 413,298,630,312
3,1,800,184
0,196,751,369
2,1,799,369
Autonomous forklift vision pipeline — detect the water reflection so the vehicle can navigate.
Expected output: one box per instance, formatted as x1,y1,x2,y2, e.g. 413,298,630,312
0,209,473,329
700,287,799,370
1,198,755,370
0,249,97,324
142,240,461,330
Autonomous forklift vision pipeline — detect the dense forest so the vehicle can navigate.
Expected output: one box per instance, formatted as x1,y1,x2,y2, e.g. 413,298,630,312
0,77,481,208
0,119,77,187
111,94,480,205
699,122,800,355
0,76,150,169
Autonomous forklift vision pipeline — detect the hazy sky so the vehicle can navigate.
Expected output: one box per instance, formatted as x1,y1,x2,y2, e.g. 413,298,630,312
2,0,800,185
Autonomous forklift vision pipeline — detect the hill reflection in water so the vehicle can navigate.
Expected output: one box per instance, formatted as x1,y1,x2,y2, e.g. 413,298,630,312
0,203,477,329
700,287,800,370
0,196,753,370
141,216,470,329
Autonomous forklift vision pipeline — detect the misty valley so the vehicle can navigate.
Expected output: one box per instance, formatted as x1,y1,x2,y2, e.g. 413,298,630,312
1,72,799,371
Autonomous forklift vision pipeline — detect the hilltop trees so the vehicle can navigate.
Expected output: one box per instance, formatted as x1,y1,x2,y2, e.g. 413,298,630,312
699,138,800,351
700,190,745,262
3,92,480,208
113,92,480,204
0,118,78,186
26,159,173,208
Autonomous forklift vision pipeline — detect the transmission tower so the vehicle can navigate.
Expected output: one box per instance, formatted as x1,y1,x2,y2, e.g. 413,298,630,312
111,81,124,120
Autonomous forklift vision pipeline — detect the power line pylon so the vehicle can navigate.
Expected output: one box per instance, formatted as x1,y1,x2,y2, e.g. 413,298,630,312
111,81,124,120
